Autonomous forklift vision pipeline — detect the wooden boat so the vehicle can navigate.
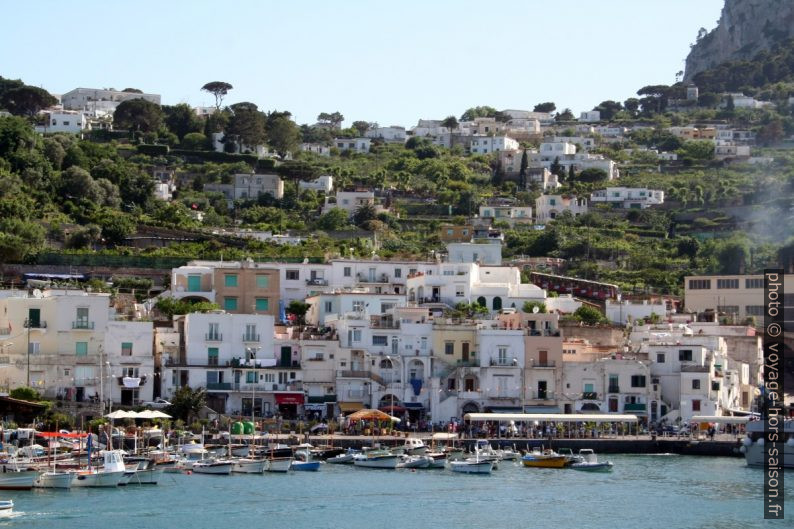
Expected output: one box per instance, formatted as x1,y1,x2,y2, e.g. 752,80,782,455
353,450,399,469
0,464,39,490
34,471,75,489
266,457,293,473
72,451,127,487
449,457,493,474
231,458,267,474
570,449,613,472
192,459,233,475
521,448,567,469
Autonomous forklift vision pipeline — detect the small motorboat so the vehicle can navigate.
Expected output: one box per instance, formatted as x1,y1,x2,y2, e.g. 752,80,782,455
290,450,320,471
33,471,75,489
353,450,399,470
231,458,266,474
266,457,294,473
449,457,493,474
398,455,430,469
327,449,357,464
557,448,584,466
496,446,521,461
72,450,127,487
192,459,233,475
570,449,614,472
521,448,568,469
0,500,12,513
424,451,447,469
401,437,427,455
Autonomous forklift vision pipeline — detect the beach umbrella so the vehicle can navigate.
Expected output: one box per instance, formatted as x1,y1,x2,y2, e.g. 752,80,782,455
347,409,400,422
105,410,137,419
149,410,172,419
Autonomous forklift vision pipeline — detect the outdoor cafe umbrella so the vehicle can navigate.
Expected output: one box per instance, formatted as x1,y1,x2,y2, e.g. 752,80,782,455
347,409,401,423
136,410,172,420
105,410,139,419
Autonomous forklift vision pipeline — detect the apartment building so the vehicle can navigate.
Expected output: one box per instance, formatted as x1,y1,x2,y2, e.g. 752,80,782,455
684,274,794,326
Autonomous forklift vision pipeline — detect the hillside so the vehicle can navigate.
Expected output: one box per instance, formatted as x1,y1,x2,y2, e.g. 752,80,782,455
684,0,794,81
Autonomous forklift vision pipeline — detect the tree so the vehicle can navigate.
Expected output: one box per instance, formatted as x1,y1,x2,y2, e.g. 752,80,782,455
225,104,267,151
181,132,209,150
593,100,623,120
533,102,556,113
317,111,344,129
441,116,459,130
353,203,377,227
623,97,640,115
522,301,547,313
122,88,143,93
201,81,233,110
164,103,203,140
550,156,565,179
577,168,608,182
96,212,136,246
567,164,576,183
555,108,574,121
573,305,606,325
352,121,370,136
59,166,102,202
460,106,498,121
267,114,301,158
519,149,529,187
113,99,164,133
315,208,350,230
725,94,735,111
286,300,310,325
0,85,57,117
9,387,42,402
167,386,207,422
756,119,784,146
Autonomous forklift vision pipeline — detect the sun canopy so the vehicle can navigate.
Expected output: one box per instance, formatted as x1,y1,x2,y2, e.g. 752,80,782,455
431,433,459,440
690,415,750,424
105,410,138,419
37,431,88,438
463,413,639,423
348,409,401,423
136,410,172,419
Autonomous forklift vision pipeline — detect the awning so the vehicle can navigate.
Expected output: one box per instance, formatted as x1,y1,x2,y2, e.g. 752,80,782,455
379,405,406,414
303,403,326,411
690,415,750,424
464,413,639,423
523,406,561,414
485,406,523,413
275,393,305,405
339,402,364,413
403,402,425,409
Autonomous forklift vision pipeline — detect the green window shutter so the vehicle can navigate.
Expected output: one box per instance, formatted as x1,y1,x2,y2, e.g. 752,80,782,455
256,275,269,288
255,298,269,311
75,342,88,356
225,274,238,287
224,297,238,311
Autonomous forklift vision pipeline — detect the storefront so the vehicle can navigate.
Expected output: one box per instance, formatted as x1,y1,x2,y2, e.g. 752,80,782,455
305,395,337,419
275,392,304,419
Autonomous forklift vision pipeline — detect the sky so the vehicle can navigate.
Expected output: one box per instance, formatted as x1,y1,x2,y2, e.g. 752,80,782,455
2,0,724,127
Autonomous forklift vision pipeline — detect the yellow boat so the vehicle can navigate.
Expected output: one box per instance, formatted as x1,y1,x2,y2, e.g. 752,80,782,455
521,449,568,468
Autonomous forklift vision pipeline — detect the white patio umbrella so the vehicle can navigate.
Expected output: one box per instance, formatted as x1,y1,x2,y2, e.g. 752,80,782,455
105,410,138,419
137,410,172,420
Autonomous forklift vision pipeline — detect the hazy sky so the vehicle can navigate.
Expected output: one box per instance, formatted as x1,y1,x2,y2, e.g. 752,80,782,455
2,0,724,127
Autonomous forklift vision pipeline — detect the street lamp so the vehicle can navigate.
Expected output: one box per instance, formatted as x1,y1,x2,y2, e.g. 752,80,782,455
246,346,261,424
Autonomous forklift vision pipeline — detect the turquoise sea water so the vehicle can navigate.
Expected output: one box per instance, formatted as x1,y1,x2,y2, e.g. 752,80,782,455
1,455,791,529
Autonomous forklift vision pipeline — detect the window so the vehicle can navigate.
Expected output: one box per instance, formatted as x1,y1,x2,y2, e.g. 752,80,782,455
352,300,365,312
692,379,701,390
456,287,464,297
207,323,220,340
420,337,427,351
584,383,594,393
711,381,720,391
688,279,711,290
63,121,70,126
352,330,361,343
121,342,133,357
245,324,257,340
443,270,454,276
224,274,238,287
224,297,238,311
75,342,88,356
497,346,508,364
717,305,739,314
255,298,269,311
717,278,739,289
344,267,352,277
444,342,454,355
206,371,219,384
745,305,764,316
246,371,257,383
208,347,219,365
630,375,646,387
394,268,401,278
656,353,665,363
324,301,333,312
549,198,556,206
678,350,693,362
745,278,764,289
372,335,387,346
286,270,299,280
256,275,269,288
692,399,701,412
28,342,40,354
76,307,89,325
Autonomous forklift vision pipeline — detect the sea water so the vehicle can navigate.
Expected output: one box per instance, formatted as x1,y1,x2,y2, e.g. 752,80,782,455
2,455,791,529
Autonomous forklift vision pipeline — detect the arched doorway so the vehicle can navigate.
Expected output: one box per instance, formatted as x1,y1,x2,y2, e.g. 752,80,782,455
476,296,487,307
581,402,600,412
492,296,502,311
461,402,480,414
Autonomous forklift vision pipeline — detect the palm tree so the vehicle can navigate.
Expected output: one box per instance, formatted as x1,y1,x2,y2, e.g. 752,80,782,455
353,203,378,227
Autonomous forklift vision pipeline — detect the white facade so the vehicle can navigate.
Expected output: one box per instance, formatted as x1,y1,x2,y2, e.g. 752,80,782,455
605,300,669,325
446,242,502,266
364,126,406,143
534,195,588,224
35,111,87,134
322,190,384,216
60,88,161,111
299,175,334,194
204,173,284,202
300,143,331,156
333,138,371,153
579,110,601,122
469,135,519,155
478,205,533,222
590,187,665,209
105,321,155,405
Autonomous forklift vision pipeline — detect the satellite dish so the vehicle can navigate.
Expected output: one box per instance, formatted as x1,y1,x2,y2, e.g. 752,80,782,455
532,306,540,314
32,289,43,299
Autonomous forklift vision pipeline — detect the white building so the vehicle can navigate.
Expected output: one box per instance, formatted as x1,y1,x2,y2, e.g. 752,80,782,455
563,358,654,418
605,300,669,325
333,138,371,154
204,173,284,203
300,143,332,156
590,187,665,209
469,136,519,155
364,126,406,143
535,195,588,224
60,88,161,111
105,321,155,405
299,175,334,194
446,243,502,266
35,111,87,134
478,205,533,223
579,110,601,122
322,190,385,216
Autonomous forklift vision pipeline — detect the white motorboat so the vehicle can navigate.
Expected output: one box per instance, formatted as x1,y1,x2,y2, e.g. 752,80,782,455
570,449,613,472
290,450,320,471
179,442,206,456
192,459,233,475
496,446,521,461
449,457,493,474
424,452,447,469
0,463,39,490
401,437,427,455
742,420,794,468
72,450,127,488
266,457,293,473
33,471,75,489
231,458,266,474
398,455,430,469
118,462,141,486
353,450,399,469
122,457,163,484
327,449,357,464
0,500,12,513
472,440,500,469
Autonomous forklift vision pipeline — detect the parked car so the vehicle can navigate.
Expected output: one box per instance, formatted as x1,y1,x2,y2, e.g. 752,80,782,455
142,398,171,409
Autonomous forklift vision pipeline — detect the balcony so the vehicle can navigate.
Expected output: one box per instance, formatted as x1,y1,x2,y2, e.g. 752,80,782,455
23,320,47,329
681,364,709,373
624,403,647,412
581,392,599,400
242,334,260,342
116,375,147,386
205,333,223,342
527,391,555,401
305,278,328,286
72,321,95,330
207,382,233,391
607,385,620,394
357,273,389,284
530,360,556,368
489,358,519,367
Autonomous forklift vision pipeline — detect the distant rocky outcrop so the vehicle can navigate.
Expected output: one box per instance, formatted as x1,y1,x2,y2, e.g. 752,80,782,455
684,0,794,81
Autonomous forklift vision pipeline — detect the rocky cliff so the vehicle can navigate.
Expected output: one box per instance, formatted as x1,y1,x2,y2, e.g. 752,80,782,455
684,0,794,81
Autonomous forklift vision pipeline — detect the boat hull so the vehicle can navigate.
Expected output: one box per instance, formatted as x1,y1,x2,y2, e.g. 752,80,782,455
744,443,794,468
133,467,164,484
72,470,125,487
0,469,39,490
521,456,568,469
232,459,267,474
450,461,493,474
326,454,355,464
290,461,320,471
34,471,75,489
266,458,293,473
571,462,613,472
353,456,399,469
192,462,233,475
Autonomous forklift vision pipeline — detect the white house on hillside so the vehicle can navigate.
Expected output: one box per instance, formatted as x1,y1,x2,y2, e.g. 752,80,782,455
535,195,588,224
469,136,519,154
590,187,664,209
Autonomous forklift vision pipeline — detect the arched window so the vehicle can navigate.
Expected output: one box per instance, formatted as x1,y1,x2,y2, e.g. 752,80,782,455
492,297,502,311
476,296,487,307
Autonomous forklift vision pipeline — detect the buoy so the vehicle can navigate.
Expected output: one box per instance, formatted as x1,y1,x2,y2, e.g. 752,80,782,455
187,470,193,475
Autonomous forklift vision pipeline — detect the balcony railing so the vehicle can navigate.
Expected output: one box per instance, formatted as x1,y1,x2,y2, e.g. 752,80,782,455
305,278,328,286
116,375,147,386
24,320,47,329
357,274,389,284
607,385,620,394
624,403,647,412
530,360,556,368
242,334,260,342
489,358,518,367
581,392,599,400
72,321,95,330
205,333,223,341
207,382,232,390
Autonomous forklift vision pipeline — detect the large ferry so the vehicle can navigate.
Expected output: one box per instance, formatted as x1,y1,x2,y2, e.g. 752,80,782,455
741,420,794,468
